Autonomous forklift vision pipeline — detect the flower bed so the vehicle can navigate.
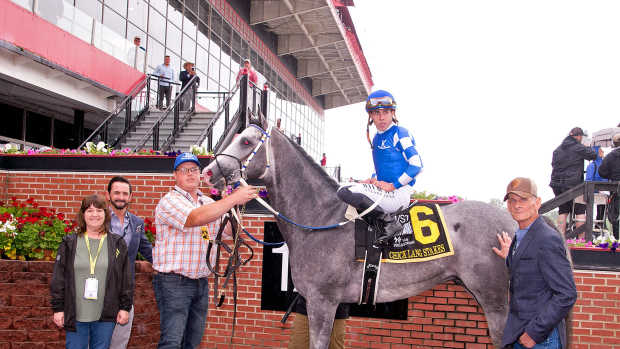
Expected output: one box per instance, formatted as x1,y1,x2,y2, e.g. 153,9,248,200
567,235,618,251
1,141,213,157
0,197,74,260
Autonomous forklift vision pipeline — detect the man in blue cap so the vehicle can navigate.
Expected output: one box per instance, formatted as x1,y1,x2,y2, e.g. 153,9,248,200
153,153,257,349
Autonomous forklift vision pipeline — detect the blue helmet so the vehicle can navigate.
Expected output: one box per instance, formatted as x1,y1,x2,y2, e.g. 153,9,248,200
365,90,396,113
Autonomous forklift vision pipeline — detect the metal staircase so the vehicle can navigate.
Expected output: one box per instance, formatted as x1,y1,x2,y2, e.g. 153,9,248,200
167,112,216,151
82,74,267,154
118,110,216,151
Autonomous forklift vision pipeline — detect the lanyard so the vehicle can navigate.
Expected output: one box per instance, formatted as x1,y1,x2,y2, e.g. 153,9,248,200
84,235,106,275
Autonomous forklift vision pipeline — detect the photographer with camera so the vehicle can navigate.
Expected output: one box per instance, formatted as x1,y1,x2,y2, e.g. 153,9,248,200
550,127,602,237
179,62,200,111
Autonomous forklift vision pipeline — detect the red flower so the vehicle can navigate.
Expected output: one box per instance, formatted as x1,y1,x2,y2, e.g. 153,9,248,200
26,198,34,205
57,213,65,220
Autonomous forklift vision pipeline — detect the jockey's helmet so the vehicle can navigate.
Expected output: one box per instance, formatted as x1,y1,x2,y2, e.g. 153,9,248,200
365,90,396,113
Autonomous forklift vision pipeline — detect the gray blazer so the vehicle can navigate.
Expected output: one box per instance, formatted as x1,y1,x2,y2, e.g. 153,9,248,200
111,211,153,282
502,217,577,348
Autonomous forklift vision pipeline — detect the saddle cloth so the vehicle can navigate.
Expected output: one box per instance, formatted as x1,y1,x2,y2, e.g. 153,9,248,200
355,202,454,263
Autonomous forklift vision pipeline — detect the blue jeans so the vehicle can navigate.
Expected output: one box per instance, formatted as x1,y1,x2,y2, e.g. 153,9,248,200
514,327,560,349
153,272,210,349
65,321,115,349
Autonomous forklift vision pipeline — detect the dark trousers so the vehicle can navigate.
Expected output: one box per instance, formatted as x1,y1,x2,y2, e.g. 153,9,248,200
157,85,172,109
180,86,195,111
609,194,619,239
153,272,209,349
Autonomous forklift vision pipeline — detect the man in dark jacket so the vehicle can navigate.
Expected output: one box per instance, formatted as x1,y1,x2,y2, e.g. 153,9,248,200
493,177,577,349
599,133,620,239
106,176,153,349
550,127,602,235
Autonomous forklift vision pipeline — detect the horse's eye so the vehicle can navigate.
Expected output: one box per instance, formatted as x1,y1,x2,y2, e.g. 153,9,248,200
244,140,249,145
206,170,213,177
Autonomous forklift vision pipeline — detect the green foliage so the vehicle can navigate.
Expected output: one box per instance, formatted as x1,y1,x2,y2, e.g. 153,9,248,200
0,197,76,260
411,190,464,203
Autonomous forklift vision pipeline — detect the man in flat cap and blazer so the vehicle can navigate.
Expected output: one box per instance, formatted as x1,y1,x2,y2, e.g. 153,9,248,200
493,177,577,349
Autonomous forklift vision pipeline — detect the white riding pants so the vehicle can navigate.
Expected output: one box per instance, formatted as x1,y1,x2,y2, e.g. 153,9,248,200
337,182,413,214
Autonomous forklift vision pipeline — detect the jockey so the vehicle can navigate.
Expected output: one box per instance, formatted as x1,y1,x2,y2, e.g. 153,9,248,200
337,90,423,245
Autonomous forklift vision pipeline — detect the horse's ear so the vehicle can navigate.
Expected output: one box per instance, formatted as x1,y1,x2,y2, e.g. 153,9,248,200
258,110,268,130
248,108,260,127
248,109,268,130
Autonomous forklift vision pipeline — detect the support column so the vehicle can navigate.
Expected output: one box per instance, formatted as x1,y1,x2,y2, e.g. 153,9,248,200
73,109,84,148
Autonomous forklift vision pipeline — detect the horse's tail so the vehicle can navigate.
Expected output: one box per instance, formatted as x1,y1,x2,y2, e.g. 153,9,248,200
542,214,574,348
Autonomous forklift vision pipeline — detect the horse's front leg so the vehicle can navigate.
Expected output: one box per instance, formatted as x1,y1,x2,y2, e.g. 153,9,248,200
305,297,338,349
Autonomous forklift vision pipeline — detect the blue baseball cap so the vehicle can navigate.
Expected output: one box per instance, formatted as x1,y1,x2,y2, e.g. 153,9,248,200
174,152,200,170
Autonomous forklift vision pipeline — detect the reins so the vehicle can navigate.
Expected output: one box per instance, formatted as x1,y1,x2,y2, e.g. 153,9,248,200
205,207,253,342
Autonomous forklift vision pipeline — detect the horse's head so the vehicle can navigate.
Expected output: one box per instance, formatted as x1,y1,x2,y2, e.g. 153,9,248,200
203,117,270,189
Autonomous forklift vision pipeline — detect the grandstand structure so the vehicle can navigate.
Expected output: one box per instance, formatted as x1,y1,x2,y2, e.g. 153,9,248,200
0,0,372,161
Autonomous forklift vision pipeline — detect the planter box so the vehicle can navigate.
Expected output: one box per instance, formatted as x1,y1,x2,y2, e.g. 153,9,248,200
0,154,213,173
570,246,620,270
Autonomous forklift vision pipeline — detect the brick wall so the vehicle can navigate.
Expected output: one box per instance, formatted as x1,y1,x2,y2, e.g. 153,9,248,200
1,170,619,348
0,260,158,349
1,170,174,219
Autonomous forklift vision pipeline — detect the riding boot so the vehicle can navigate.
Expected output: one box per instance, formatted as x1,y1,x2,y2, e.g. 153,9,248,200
374,213,400,246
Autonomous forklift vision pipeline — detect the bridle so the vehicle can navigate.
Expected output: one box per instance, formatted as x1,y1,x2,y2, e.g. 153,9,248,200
211,123,272,187
204,124,273,343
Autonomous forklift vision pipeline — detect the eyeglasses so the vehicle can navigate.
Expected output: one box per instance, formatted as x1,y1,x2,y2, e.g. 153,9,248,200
176,167,200,175
366,96,396,110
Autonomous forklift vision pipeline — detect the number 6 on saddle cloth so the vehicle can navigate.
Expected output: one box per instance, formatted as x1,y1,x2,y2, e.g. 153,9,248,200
354,201,454,305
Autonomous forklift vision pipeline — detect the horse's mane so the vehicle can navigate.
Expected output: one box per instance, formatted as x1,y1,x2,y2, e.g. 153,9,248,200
272,127,340,192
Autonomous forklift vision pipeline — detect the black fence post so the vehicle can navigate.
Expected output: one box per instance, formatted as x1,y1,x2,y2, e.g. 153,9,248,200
153,123,159,151
173,100,180,134
261,84,268,118
125,98,132,130
252,87,257,116
584,182,594,242
239,75,248,131
102,122,108,145
224,100,230,129
207,129,213,153
146,76,151,110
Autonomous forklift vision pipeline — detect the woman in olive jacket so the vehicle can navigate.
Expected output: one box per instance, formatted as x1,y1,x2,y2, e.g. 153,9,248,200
50,194,133,349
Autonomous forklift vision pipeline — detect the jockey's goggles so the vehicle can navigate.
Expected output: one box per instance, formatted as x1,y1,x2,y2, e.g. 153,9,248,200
366,96,396,112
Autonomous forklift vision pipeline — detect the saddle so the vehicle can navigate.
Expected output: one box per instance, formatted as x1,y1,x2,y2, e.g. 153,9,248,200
353,202,454,305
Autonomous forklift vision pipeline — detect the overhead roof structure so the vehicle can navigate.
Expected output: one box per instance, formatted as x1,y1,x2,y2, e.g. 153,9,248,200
250,0,372,109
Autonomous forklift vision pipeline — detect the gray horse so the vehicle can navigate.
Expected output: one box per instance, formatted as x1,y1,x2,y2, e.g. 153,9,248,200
203,120,518,349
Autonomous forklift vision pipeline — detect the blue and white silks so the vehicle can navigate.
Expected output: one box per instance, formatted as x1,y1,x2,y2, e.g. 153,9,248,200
339,124,422,213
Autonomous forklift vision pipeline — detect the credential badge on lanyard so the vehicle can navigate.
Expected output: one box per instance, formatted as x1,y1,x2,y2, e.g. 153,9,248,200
84,235,106,300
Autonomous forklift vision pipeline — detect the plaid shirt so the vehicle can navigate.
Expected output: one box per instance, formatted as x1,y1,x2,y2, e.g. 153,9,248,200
154,186,222,279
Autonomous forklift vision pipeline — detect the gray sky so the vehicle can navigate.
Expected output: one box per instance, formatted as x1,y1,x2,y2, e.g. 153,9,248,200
325,0,618,203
